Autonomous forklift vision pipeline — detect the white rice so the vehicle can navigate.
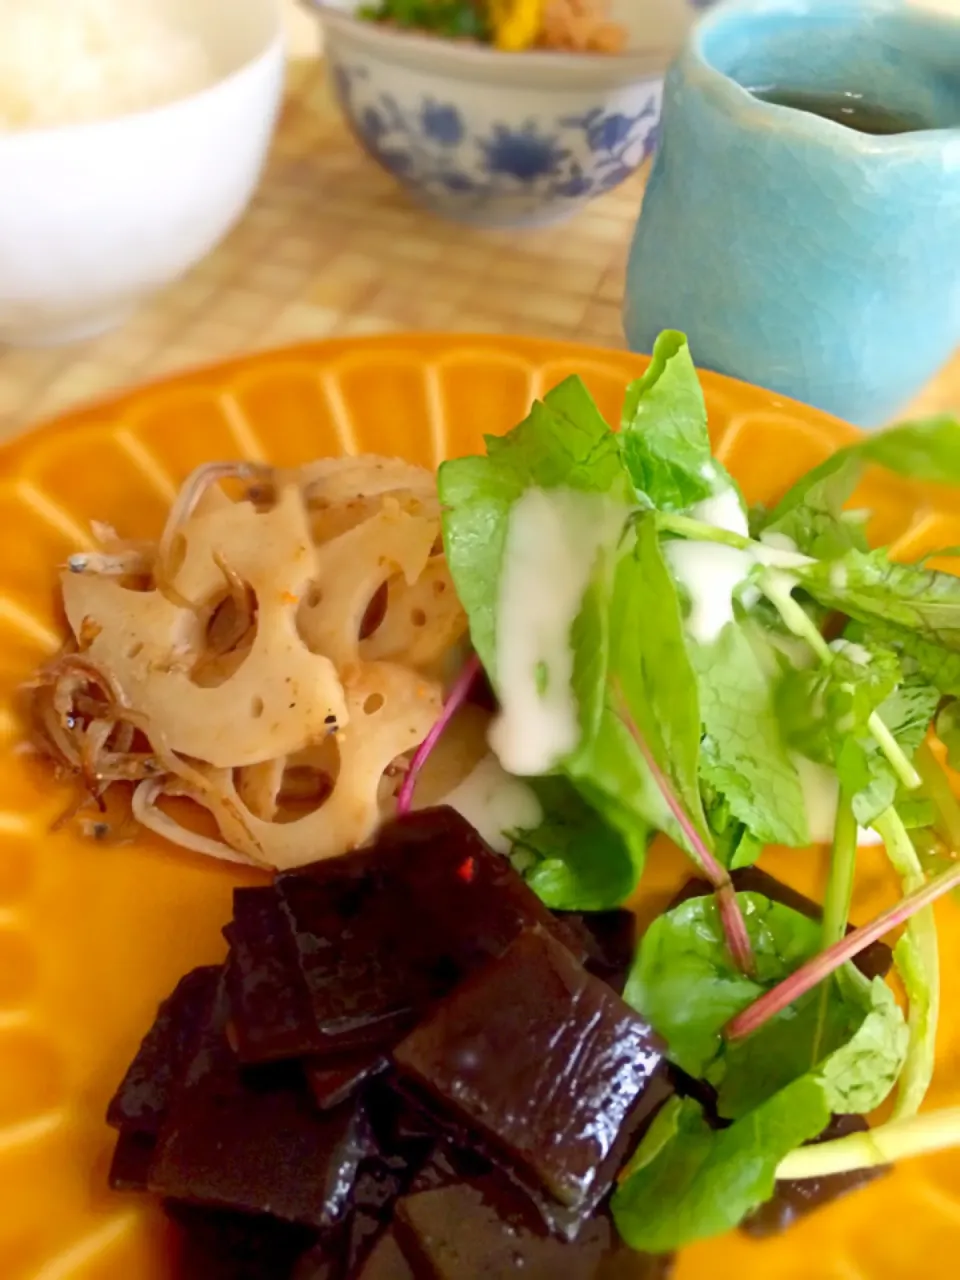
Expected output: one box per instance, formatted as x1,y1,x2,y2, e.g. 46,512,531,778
0,0,217,131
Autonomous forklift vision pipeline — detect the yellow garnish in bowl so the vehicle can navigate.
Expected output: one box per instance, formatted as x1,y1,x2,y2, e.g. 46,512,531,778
489,0,545,51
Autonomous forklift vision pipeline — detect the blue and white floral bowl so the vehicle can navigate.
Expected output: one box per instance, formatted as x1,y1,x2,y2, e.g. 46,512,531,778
304,1,707,228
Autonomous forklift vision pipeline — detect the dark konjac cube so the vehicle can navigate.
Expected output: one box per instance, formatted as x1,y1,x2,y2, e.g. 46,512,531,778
107,965,220,1133
165,1202,317,1280
290,1238,344,1280
228,808,582,1066
740,1113,889,1237
224,890,320,1063
407,1140,494,1196
353,1229,417,1280
670,868,893,980
147,982,369,1229
108,1130,157,1192
306,1050,389,1111
364,808,584,972
554,910,637,994
395,1175,640,1280
393,929,670,1232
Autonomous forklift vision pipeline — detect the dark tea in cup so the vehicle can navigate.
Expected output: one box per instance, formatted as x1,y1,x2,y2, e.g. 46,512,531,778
750,87,933,135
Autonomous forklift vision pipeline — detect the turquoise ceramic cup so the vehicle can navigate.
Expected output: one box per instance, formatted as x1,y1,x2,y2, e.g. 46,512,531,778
623,0,960,427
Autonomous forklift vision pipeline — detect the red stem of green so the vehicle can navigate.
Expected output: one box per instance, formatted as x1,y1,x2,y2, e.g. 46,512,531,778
396,654,482,816
726,859,960,1042
612,685,756,976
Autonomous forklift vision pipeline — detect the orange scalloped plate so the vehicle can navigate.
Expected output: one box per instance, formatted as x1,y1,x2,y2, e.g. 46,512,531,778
2,334,960,1280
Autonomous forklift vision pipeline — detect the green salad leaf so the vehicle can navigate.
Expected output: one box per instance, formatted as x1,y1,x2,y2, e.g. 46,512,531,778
612,1078,831,1253
776,639,902,771
620,331,733,511
853,416,960,485
758,454,868,561
595,514,709,846
758,415,960,558
719,967,907,1119
623,892,823,1079
860,624,960,700
774,638,926,823
625,890,907,1116
438,374,630,678
851,676,941,826
510,777,640,911
797,549,960,649
694,624,809,849
432,337,960,1232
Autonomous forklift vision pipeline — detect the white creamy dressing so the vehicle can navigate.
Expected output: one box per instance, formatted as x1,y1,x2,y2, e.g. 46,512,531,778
489,487,626,776
442,754,543,854
841,641,871,666
665,487,753,644
792,754,884,847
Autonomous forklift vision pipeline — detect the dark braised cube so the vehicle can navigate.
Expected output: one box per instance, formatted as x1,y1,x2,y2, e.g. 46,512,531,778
147,981,369,1229
224,891,319,1063
394,1175,671,1280
407,1140,493,1196
107,965,223,1194
740,1113,889,1237
354,1230,418,1280
107,965,221,1134
227,808,581,1065
554,910,636,994
393,929,671,1235
306,1050,389,1112
165,1202,317,1280
108,1130,157,1192
290,1239,345,1280
670,868,893,980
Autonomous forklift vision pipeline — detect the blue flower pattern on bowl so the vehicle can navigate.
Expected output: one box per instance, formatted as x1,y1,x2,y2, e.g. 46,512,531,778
333,63,662,227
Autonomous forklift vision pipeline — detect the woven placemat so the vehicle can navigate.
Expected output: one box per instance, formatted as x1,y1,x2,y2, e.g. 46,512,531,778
0,60,956,437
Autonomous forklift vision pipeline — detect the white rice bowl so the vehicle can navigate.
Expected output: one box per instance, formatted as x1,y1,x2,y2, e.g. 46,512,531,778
0,0,218,130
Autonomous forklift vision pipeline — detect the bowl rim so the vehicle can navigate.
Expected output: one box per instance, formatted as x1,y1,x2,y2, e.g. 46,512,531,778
307,2,674,88
0,10,285,148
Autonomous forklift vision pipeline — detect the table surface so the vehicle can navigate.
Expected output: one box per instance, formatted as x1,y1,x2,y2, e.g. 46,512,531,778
0,60,957,439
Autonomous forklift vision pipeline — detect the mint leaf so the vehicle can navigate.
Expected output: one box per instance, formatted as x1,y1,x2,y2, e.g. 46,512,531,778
849,621,960,699
511,777,641,910
620,331,732,512
776,640,902,788
624,892,823,1079
612,1079,831,1253
438,375,630,676
776,640,936,828
798,550,960,649
854,676,940,826
856,415,960,484
759,454,868,560
759,415,960,559
694,624,809,848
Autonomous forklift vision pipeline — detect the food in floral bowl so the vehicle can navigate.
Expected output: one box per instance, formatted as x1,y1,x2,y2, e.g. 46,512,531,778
304,0,708,227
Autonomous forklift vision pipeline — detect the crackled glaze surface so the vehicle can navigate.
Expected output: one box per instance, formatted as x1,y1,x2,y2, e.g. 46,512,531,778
1,335,959,1279
624,0,960,429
